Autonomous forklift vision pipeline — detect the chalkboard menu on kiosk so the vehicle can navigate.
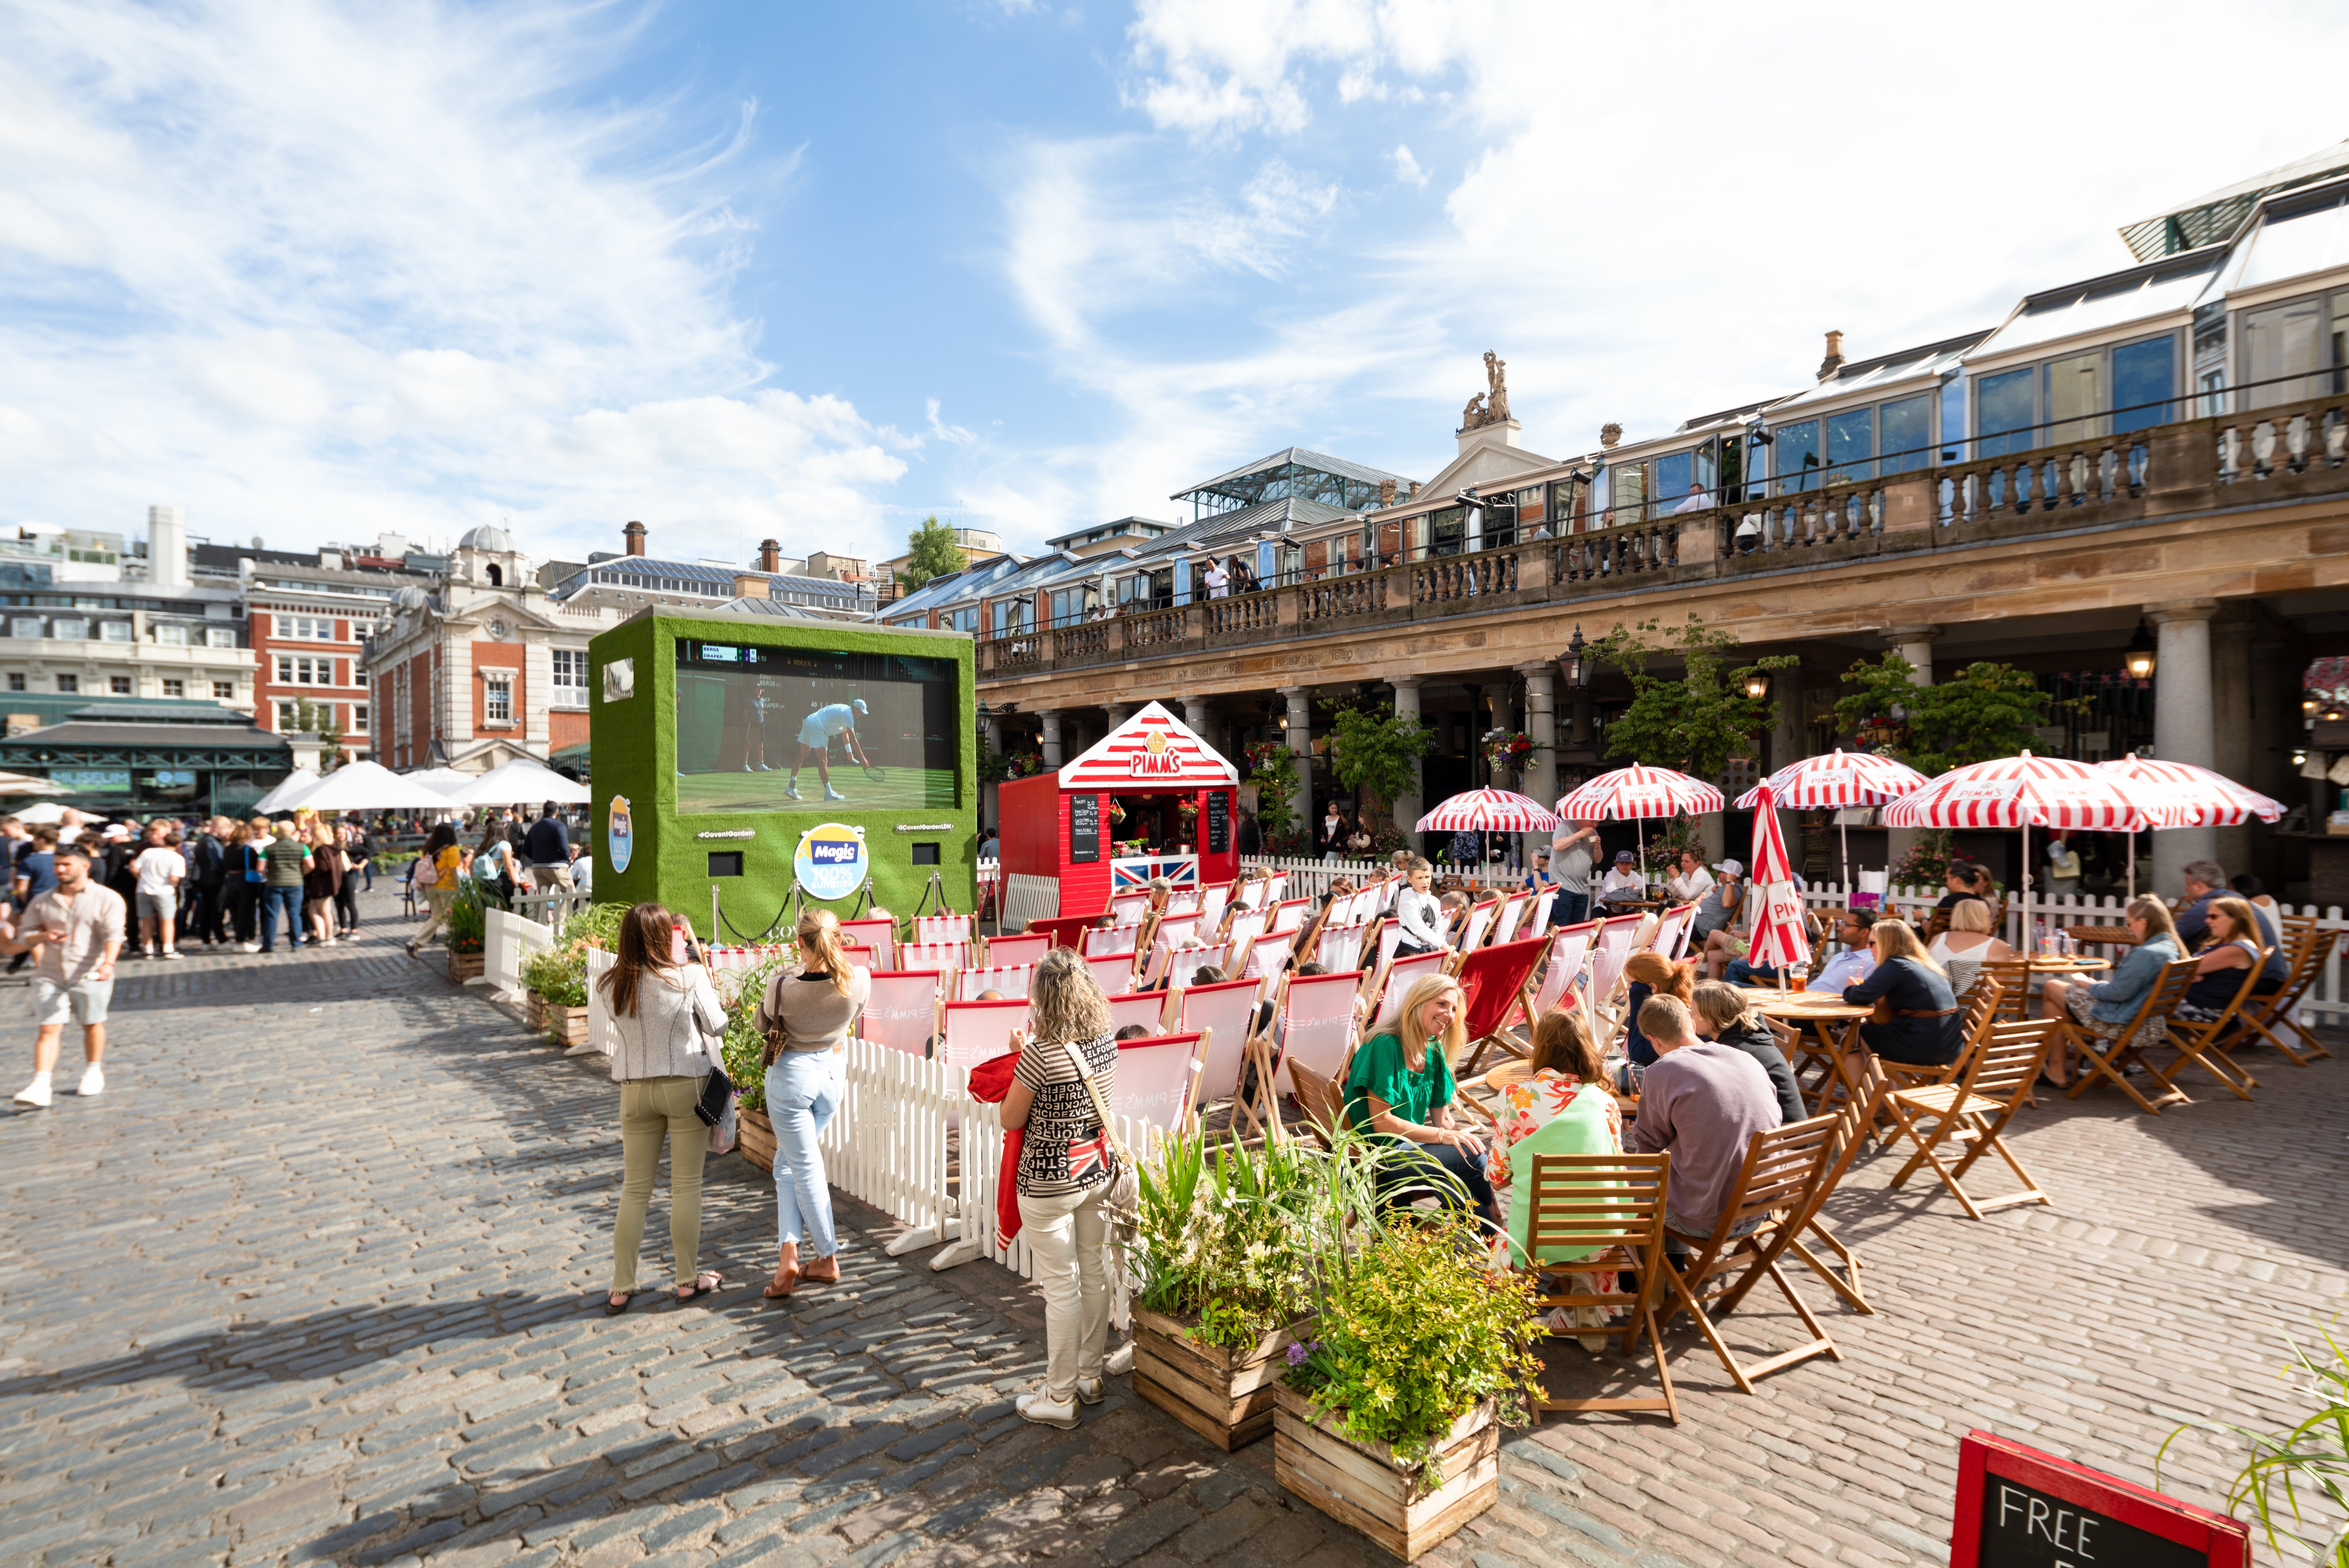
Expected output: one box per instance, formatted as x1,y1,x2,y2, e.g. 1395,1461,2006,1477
1206,792,1230,855
1069,794,1101,865
1951,1431,2246,1568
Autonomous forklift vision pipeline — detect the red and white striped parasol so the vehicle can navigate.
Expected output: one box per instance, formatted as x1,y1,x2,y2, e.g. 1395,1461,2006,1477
1882,752,2162,939
2094,754,2284,899
1416,788,1560,833
1742,784,1812,987
1734,748,1932,897
1556,764,1725,873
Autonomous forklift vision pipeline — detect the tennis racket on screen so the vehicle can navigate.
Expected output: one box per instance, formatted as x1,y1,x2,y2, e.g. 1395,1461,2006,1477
861,763,890,783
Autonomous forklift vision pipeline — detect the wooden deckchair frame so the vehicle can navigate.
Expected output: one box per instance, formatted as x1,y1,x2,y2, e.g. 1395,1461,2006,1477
1882,1019,2058,1220
2150,953,2264,1102
1517,1152,1679,1425
2231,922,2337,1066
2061,957,2199,1115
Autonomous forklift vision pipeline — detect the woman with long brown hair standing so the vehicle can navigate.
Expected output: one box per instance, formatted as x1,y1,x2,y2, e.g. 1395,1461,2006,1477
757,909,870,1298
602,903,727,1313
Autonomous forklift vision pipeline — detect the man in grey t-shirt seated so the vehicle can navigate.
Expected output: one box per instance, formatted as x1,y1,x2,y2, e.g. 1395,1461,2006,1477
1627,994,1780,1243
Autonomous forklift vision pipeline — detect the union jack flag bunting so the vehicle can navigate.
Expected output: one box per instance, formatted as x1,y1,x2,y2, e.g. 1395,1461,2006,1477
1066,1130,1111,1178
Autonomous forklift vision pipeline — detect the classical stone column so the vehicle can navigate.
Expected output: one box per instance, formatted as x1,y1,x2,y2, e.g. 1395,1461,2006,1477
1390,676,1424,839
1518,664,1558,864
1106,704,1134,729
2210,626,2253,874
1884,626,1939,875
1182,698,1217,756
1283,686,1314,848
1038,709,1063,770
2152,601,2219,890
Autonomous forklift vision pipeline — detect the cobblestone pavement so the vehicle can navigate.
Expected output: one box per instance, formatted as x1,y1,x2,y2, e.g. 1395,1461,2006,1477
1,888,2342,1568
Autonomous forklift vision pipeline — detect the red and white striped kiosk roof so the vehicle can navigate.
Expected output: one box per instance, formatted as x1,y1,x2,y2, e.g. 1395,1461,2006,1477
1058,701,1240,790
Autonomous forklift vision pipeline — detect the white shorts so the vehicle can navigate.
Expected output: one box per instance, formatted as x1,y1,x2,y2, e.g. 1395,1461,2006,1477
798,716,839,751
33,975,113,1027
138,889,178,922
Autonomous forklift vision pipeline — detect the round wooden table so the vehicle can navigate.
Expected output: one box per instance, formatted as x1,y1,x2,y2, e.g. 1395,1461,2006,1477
1737,989,1874,1111
2018,955,2110,973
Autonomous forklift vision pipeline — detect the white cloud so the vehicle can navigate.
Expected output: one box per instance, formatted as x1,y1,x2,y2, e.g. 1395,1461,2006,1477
1123,0,1379,139
1391,143,1426,188
0,0,913,565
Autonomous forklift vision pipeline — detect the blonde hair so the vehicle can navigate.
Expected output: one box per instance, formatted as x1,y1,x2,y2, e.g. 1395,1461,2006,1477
1691,980,1759,1036
1948,898,1994,935
1391,973,1467,1063
2127,894,2181,946
1029,947,1113,1044
1871,918,1942,972
1624,949,1695,1000
795,909,853,998
2204,896,2261,950
1637,993,1694,1045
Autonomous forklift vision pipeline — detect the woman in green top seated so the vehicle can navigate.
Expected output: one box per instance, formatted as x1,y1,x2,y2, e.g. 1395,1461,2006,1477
1343,974,1500,1228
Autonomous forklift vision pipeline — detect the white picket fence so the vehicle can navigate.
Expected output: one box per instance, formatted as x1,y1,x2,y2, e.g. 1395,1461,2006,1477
811,1038,961,1253
584,947,621,1055
1243,855,1523,898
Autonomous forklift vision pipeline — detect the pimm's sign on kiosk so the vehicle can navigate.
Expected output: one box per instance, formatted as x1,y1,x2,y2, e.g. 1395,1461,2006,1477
1951,1431,2247,1568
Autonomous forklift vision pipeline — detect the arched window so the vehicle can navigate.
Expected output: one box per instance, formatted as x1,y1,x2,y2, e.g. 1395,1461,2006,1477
486,563,503,587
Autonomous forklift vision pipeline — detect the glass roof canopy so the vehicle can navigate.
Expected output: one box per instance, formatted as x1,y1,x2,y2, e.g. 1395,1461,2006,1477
1172,446,1415,520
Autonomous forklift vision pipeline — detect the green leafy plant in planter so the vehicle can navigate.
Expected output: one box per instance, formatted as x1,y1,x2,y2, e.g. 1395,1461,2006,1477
2160,1320,2349,1567
520,940,590,1009
1134,1128,1326,1349
561,902,630,949
1288,1215,1544,1491
445,882,486,955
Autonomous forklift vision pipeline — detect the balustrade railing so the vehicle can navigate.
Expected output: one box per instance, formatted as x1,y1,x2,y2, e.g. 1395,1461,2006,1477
1297,566,1392,622
1055,620,1109,659
2217,402,2348,482
981,634,1039,670
1203,588,1279,635
1557,520,1676,581
1412,546,1519,603
1125,605,1186,649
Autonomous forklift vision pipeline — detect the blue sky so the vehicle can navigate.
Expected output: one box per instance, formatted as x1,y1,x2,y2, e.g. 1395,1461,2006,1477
5,0,2348,570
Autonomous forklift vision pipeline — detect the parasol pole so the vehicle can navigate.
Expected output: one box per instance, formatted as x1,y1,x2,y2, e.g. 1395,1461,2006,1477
2126,828,2136,901
1840,813,1851,904
2020,818,2032,952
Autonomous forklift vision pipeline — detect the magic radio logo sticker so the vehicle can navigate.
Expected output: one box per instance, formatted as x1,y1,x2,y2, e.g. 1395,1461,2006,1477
607,795,633,875
793,822,868,902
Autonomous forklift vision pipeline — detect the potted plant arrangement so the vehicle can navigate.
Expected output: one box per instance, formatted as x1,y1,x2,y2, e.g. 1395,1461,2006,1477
716,951,790,1172
1278,1204,1543,1561
520,940,591,1045
1480,728,1536,788
1129,1130,1324,1450
445,883,486,983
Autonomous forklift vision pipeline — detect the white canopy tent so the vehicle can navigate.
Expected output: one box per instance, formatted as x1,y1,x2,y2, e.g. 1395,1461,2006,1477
13,800,69,825
252,768,323,814
441,758,592,808
400,768,478,800
284,762,467,814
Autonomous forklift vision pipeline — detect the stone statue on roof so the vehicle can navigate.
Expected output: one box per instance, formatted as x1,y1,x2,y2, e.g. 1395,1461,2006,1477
1458,352,1511,433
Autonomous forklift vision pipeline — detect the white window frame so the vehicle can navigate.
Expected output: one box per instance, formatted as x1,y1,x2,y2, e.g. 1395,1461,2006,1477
213,680,235,700
550,648,588,706
352,703,369,734
484,670,513,725
162,678,184,698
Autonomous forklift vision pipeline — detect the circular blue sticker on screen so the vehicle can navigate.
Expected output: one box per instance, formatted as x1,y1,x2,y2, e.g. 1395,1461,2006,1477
607,795,633,875
794,822,867,902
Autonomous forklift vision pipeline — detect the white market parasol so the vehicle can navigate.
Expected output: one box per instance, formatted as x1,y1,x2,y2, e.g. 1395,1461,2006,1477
1555,763,1726,873
1734,748,1930,896
2094,754,2286,898
441,758,592,808
288,762,472,814
1415,789,1560,833
252,768,323,815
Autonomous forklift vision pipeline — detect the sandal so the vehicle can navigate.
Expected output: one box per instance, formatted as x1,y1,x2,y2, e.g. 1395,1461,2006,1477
800,1257,840,1285
675,1270,724,1303
762,1265,800,1299
603,1289,638,1316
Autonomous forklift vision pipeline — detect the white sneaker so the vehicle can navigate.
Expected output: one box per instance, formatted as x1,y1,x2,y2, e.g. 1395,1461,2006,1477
1016,1391,1079,1430
1104,1341,1134,1377
239,942,260,953
1075,1375,1104,1406
784,784,801,801
77,1065,104,1097
824,785,846,801
163,949,183,960
14,1076,51,1108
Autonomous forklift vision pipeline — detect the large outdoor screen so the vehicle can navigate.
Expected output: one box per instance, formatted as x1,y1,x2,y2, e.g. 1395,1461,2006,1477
674,639,957,815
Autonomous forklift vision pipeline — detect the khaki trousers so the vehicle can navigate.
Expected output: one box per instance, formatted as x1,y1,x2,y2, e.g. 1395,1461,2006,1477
1017,1183,1111,1400
612,1076,708,1293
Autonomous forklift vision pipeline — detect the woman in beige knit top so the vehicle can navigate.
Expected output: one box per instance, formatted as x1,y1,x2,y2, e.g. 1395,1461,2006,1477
758,908,871,1297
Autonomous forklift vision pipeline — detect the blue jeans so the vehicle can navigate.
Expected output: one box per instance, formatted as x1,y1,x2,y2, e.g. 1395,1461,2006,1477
1725,958,1788,986
259,886,306,951
764,1051,843,1257
1553,891,1591,927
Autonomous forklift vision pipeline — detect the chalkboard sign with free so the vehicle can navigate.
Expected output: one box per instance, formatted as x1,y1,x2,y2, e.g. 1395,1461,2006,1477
1206,791,1230,855
1951,1431,2247,1568
1069,793,1101,865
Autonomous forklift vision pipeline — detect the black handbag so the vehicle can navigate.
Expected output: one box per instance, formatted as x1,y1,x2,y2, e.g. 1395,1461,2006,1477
693,1069,733,1127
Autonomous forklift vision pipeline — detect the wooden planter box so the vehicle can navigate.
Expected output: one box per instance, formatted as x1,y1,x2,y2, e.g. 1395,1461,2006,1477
525,992,546,1030
1132,1308,1305,1451
448,949,484,982
545,1004,588,1046
737,1106,775,1174
1272,1384,1497,1563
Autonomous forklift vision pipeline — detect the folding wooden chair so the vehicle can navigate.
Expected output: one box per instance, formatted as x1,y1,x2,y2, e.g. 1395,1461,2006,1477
1366,919,1410,980
1284,1059,1347,1149
1223,907,1268,954
1585,915,1646,1027
840,917,897,968
1648,903,1698,963
1164,942,1231,992
1107,991,1171,1036
1880,977,2003,1095
1978,958,2035,1024
1452,935,1551,1075
956,964,1032,1002
2232,923,2337,1066
900,940,968,974
838,943,880,973
983,931,1050,969
1236,877,1271,911
939,997,1028,1067
1196,881,1231,930
1263,872,1288,904
1882,1020,2058,1220
1083,922,1142,958
914,913,972,946
2062,957,2199,1114
1777,1090,1874,1316
860,969,947,1057
1166,887,1201,918
1082,951,1138,996
1453,894,1501,956
1138,915,1201,987
1488,922,1597,1059
1177,977,1269,1135
2065,923,2138,960
1653,1115,1844,1394
2152,957,2264,1102
1523,886,1557,941
1517,1152,1678,1424
1241,928,1296,999
1107,1031,1205,1128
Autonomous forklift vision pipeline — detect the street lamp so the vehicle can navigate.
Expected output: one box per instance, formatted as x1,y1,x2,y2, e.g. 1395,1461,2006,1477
2124,620,2157,679
1744,672,1772,701
1556,626,1595,691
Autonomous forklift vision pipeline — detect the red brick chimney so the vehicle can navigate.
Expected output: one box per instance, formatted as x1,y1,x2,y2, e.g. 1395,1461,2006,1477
758,538,780,573
624,520,646,557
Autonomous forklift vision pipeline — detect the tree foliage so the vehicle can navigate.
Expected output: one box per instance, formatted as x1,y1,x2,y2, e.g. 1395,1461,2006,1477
1833,654,2063,777
1319,696,1431,809
289,696,347,768
1593,615,1798,782
897,515,967,591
